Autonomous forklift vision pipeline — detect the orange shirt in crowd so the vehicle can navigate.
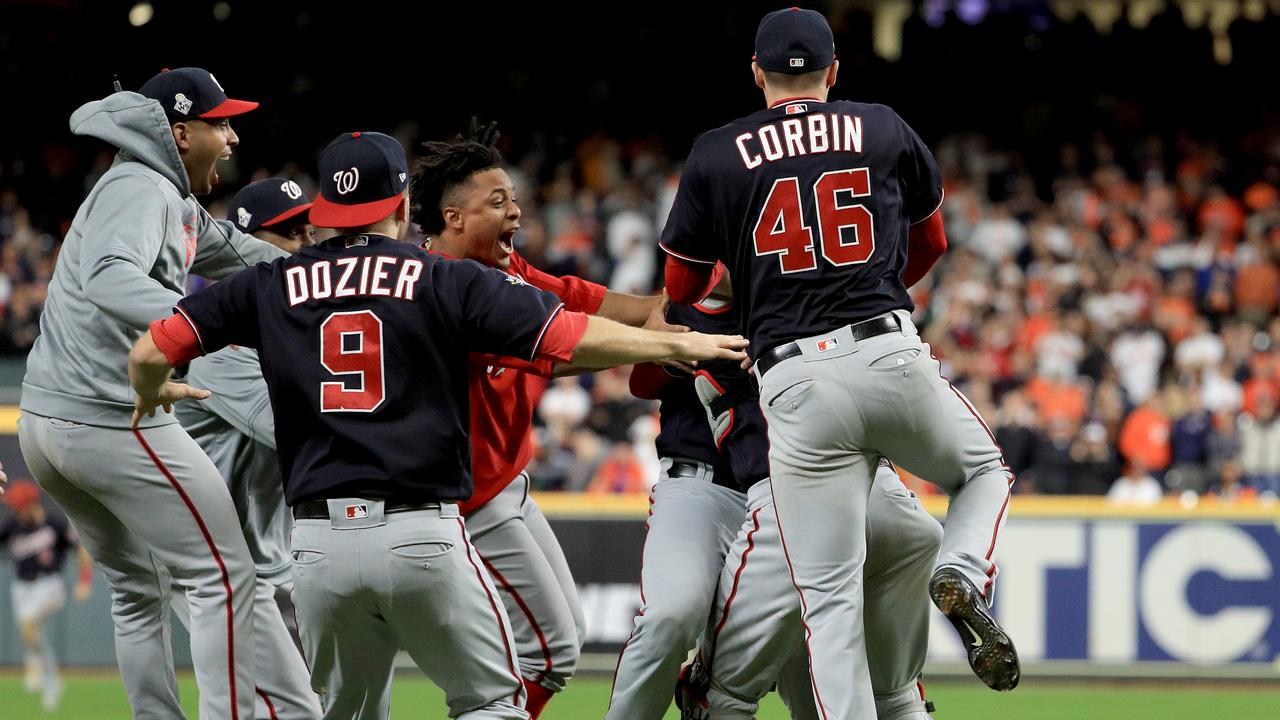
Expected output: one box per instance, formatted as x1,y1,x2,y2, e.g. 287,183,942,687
1025,376,1088,425
588,455,648,495
1019,313,1053,355
1243,377,1280,417
1235,261,1280,314
1118,406,1172,471
1154,295,1197,344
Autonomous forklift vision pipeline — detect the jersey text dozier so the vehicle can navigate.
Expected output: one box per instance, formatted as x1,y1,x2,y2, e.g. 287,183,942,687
285,255,424,306
735,113,864,170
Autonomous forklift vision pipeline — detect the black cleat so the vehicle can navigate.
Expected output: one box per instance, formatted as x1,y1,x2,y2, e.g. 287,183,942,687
929,567,1021,691
674,656,711,720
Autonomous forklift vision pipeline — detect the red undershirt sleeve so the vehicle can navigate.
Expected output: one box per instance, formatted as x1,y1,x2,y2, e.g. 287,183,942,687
149,314,204,366
903,209,948,289
534,310,590,364
629,362,676,400
664,256,724,305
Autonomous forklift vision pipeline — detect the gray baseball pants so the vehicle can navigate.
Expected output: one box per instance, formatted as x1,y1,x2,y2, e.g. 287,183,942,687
756,310,1012,720
19,413,258,720
171,576,320,718
705,466,941,719
467,471,584,694
289,500,527,720
605,458,746,720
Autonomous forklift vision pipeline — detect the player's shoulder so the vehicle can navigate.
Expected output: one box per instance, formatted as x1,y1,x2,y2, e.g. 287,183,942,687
829,99,909,127
689,109,776,153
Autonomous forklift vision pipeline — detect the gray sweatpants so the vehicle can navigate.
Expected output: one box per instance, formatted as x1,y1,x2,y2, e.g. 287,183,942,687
18,413,257,720
705,467,942,719
466,471,585,694
756,311,1011,720
171,577,321,718
289,500,527,720
605,458,746,720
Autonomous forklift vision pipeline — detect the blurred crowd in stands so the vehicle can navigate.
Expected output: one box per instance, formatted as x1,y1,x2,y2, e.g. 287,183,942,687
2,121,1278,502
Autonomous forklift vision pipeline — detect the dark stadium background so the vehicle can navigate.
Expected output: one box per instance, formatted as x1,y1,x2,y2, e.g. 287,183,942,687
6,0,1280,201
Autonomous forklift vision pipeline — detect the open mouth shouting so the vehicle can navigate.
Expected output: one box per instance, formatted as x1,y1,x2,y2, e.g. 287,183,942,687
498,226,518,256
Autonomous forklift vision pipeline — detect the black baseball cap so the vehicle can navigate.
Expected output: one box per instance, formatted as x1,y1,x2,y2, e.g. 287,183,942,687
139,67,258,125
753,7,836,74
227,178,313,234
310,132,409,228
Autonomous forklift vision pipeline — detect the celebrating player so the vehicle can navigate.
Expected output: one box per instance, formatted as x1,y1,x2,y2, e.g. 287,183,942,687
409,122,677,718
126,130,747,720
18,67,284,718
1,480,93,712
611,291,942,720
660,8,1020,718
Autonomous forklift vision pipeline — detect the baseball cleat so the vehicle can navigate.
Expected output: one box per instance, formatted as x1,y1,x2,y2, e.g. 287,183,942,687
929,567,1020,691
674,656,711,720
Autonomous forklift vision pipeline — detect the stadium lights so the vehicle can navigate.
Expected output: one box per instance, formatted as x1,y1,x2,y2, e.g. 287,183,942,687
128,2,153,27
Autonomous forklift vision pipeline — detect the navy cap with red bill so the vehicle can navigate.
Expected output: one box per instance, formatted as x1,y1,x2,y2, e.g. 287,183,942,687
753,7,836,74
227,178,312,234
139,67,258,125
310,132,409,229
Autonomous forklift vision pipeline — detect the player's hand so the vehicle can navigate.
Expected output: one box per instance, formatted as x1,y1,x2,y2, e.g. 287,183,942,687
642,290,690,334
693,371,733,448
670,333,748,364
74,580,92,602
644,291,697,373
131,382,212,429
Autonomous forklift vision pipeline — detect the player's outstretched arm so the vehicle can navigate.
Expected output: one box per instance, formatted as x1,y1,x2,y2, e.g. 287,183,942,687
128,330,212,428
568,315,747,369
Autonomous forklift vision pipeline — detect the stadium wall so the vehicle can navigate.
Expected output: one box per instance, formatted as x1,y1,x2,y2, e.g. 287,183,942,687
2,430,1278,679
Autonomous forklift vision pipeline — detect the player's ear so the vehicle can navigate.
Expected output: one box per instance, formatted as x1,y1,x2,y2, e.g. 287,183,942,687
442,205,464,231
171,122,192,152
752,61,765,91
397,193,410,224
826,60,839,89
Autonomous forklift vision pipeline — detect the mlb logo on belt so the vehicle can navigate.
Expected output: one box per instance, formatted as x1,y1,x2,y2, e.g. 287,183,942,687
345,504,369,519
816,337,839,352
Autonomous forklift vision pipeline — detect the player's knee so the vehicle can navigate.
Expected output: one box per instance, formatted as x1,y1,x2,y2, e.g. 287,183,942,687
19,619,42,646
638,600,706,645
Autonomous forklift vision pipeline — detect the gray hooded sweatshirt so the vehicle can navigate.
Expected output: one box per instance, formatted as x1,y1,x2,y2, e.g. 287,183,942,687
21,91,286,428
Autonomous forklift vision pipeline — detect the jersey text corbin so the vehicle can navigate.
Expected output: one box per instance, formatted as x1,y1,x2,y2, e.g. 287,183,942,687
734,113,863,170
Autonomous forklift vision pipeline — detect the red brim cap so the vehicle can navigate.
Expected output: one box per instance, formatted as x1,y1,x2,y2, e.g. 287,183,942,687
309,193,403,228
260,203,313,228
200,98,260,118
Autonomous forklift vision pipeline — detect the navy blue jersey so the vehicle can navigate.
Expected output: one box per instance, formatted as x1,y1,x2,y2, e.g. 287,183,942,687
1,513,74,582
661,302,771,492
661,99,943,354
176,234,568,506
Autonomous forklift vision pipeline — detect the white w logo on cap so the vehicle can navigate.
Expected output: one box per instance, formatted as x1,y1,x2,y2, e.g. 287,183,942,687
333,167,359,195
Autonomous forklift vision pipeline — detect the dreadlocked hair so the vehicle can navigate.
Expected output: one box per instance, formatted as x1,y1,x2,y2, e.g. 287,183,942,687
410,140,503,235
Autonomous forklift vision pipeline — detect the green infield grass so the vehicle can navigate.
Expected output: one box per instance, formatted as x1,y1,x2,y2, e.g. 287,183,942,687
2,672,1278,719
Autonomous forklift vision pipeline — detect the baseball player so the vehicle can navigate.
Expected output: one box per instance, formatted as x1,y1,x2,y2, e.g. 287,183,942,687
126,130,748,720
612,293,941,720
1,479,93,712
168,177,324,719
409,123,679,718
227,177,317,252
18,67,285,719
660,9,1019,718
